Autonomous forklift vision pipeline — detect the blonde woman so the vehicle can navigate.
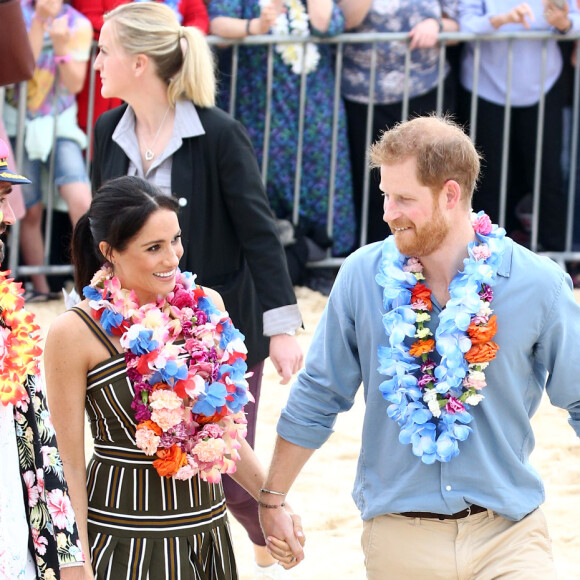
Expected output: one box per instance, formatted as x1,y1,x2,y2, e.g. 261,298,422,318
89,3,304,577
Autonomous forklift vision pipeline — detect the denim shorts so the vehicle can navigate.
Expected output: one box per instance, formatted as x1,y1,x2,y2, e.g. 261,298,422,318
11,138,90,209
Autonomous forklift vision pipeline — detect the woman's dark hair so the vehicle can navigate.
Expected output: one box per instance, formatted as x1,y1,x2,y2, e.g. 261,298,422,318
72,176,180,294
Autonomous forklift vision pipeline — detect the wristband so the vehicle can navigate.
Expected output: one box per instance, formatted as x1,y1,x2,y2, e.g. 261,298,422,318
54,54,72,64
258,500,286,509
259,487,286,496
246,18,252,36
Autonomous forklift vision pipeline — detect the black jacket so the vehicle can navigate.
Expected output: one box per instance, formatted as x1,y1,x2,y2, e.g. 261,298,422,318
92,104,297,368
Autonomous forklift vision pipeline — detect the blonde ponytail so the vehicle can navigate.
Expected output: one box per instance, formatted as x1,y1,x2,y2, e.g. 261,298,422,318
168,25,216,108
104,3,216,108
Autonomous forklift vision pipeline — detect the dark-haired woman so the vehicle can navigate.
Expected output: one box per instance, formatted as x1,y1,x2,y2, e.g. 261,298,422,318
90,4,304,574
44,176,304,579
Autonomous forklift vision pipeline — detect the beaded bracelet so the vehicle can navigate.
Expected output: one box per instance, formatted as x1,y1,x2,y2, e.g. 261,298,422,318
259,487,286,496
258,500,286,509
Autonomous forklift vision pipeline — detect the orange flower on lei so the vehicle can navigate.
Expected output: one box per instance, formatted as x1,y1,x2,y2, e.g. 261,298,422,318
465,341,499,364
0,271,42,406
467,315,498,345
409,338,435,357
153,444,188,477
411,282,432,310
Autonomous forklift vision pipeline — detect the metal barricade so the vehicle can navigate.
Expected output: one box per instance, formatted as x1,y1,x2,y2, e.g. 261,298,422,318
5,30,580,280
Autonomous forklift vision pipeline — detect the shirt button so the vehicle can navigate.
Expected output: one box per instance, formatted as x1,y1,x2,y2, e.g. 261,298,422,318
445,485,452,491
178,197,188,207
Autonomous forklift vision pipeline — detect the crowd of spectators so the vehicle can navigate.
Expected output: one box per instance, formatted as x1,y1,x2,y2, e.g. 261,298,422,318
3,0,580,295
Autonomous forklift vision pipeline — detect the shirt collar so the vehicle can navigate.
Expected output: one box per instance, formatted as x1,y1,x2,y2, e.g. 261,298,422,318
112,101,205,172
497,237,513,278
112,101,205,151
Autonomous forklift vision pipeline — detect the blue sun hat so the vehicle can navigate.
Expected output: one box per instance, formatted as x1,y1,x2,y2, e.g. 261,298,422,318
0,138,31,184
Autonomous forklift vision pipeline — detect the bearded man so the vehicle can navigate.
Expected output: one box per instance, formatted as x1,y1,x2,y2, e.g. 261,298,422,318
258,116,580,579
0,138,85,579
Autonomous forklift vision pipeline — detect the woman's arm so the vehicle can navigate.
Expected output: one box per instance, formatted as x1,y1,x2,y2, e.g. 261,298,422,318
230,438,305,567
335,0,372,29
48,15,92,94
306,0,333,33
210,1,284,38
45,310,95,580
28,0,56,61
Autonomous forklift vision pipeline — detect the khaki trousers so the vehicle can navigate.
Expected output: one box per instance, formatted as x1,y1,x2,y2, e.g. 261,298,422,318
362,508,556,580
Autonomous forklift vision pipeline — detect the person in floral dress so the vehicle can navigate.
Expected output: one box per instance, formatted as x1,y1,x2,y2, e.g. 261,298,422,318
0,138,85,579
209,0,362,257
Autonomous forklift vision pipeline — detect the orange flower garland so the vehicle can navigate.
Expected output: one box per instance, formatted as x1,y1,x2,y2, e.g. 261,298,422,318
0,271,42,406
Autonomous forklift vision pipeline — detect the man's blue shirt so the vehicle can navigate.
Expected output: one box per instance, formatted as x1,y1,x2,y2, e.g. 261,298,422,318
277,238,580,521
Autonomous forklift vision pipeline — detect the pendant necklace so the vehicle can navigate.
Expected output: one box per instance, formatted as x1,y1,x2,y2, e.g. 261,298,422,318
143,106,171,162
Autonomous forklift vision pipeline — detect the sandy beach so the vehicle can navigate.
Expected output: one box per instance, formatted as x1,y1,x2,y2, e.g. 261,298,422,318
29,285,580,580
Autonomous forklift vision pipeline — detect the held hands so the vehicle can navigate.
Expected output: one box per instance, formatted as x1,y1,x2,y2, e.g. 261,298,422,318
269,334,304,385
260,505,306,569
408,18,440,50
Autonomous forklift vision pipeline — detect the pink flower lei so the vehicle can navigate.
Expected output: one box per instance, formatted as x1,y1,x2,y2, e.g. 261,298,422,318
84,266,253,483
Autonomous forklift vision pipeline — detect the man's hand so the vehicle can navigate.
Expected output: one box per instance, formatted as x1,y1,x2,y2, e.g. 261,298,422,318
491,2,535,28
260,506,305,567
408,18,440,50
269,334,303,385
543,0,571,32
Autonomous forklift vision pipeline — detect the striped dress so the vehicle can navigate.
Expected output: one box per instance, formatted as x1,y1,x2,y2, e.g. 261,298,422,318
72,308,238,580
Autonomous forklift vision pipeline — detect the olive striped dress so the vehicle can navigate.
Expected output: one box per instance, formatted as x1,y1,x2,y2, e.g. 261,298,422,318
72,307,238,580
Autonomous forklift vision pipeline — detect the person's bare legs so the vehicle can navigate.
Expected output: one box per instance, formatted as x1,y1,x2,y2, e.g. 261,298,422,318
19,201,51,294
59,181,91,226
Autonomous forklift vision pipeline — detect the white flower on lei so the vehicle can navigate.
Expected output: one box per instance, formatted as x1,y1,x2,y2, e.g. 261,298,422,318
477,302,493,317
423,389,441,418
465,393,485,405
260,0,320,75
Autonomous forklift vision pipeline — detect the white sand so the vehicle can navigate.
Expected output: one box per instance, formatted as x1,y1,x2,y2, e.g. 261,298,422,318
29,286,580,579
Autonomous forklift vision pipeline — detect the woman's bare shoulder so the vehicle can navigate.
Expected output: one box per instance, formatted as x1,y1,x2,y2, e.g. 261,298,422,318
201,286,225,310
47,300,92,343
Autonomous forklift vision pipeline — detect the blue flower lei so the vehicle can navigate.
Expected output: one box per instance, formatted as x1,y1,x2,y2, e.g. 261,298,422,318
375,212,506,464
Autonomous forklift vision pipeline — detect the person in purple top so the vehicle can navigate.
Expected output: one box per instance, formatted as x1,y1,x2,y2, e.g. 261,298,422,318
458,0,580,250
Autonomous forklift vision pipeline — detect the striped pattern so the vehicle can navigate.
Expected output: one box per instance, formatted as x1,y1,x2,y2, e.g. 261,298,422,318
72,308,237,579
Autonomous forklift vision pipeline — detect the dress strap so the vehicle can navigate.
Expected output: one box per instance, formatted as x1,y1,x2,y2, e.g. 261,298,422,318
70,307,119,357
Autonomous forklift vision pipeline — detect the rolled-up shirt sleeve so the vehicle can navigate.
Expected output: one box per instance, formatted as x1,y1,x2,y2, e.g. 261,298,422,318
539,273,580,438
277,261,362,448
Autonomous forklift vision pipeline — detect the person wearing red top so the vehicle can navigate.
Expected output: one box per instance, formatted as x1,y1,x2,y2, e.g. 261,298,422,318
72,0,209,135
